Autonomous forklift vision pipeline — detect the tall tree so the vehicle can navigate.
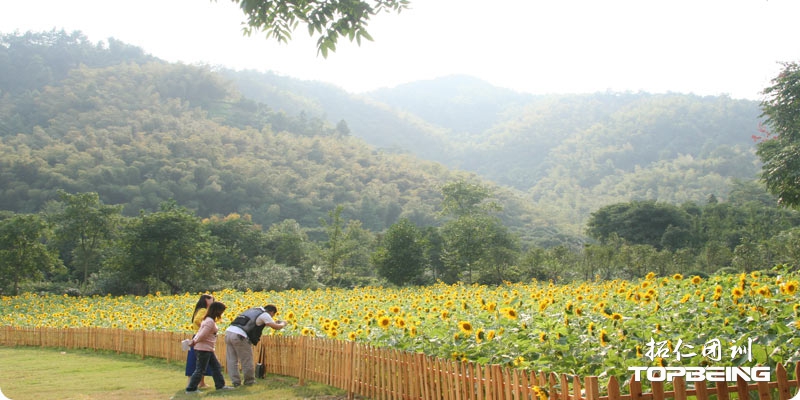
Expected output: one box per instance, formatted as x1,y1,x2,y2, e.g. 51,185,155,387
420,226,446,283
440,179,500,218
224,0,410,57
474,217,519,284
374,218,424,286
204,213,268,272
757,61,800,208
319,205,354,284
439,180,516,284
112,201,212,294
265,219,313,284
586,201,691,250
731,239,762,273
49,191,122,284
0,213,62,295
340,219,375,279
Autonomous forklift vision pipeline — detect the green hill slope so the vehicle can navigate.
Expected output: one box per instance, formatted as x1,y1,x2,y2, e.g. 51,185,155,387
0,31,553,239
0,30,768,240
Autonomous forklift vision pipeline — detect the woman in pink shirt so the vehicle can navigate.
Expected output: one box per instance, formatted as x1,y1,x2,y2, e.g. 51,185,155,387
185,301,234,393
186,293,214,388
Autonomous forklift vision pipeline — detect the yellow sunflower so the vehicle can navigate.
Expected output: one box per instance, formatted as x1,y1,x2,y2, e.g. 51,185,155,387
532,386,547,400
408,325,417,337
500,307,518,319
599,329,609,346
782,281,799,295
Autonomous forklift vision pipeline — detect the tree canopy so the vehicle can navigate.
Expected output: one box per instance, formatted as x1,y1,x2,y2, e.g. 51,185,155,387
373,218,424,286
0,213,62,295
225,0,410,57
586,201,691,250
757,62,800,208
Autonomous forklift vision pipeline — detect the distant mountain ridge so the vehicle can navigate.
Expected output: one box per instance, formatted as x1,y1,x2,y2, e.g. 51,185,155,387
367,74,536,136
0,30,766,240
0,30,561,243
230,67,763,231
221,69,452,161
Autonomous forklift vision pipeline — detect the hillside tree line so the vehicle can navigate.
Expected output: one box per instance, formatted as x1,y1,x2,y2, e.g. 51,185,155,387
3,179,800,295
3,31,800,295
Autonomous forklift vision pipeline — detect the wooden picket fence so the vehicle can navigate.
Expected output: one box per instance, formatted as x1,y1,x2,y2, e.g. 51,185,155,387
1,326,799,400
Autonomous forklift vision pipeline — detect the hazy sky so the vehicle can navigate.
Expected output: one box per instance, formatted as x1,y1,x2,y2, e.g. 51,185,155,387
1,0,797,99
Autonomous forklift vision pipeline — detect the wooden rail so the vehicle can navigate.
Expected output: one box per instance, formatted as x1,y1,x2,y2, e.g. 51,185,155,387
1,326,798,400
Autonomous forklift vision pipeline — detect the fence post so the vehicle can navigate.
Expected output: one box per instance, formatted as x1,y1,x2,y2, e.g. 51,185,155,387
715,380,730,400
776,363,790,400
651,379,664,400
346,340,355,400
558,373,569,400
298,335,307,386
501,365,511,399
794,363,800,399
694,380,708,400
467,361,476,400
492,364,504,400
607,376,621,400
547,372,557,400
510,368,520,400
673,376,686,400
141,329,146,359
584,376,599,400
755,380,770,400
420,352,432,400
461,362,472,400
735,376,749,400
572,374,582,400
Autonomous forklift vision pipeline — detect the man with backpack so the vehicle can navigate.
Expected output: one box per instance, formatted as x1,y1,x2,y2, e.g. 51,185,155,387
224,304,287,386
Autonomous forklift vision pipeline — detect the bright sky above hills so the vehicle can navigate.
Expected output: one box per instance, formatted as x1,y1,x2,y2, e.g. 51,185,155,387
1,0,798,100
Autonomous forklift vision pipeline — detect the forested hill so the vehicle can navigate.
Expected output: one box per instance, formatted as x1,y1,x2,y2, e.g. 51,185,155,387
222,68,764,233
0,30,553,238
0,30,768,240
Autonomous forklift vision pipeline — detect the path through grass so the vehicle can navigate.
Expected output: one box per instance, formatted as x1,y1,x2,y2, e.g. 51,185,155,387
0,346,350,400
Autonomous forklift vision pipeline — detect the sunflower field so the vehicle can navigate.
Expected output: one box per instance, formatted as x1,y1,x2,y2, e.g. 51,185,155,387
2,267,800,380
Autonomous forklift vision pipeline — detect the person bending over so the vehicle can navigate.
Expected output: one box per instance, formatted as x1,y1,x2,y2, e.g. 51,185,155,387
224,304,287,386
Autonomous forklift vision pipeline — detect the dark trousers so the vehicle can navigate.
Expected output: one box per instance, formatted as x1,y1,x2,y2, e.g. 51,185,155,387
186,350,225,391
185,347,213,377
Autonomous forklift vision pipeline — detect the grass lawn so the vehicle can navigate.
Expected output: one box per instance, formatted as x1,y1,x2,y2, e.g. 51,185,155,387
0,346,350,400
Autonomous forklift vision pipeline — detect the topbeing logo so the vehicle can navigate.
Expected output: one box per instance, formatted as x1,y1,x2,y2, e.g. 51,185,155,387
628,366,771,382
